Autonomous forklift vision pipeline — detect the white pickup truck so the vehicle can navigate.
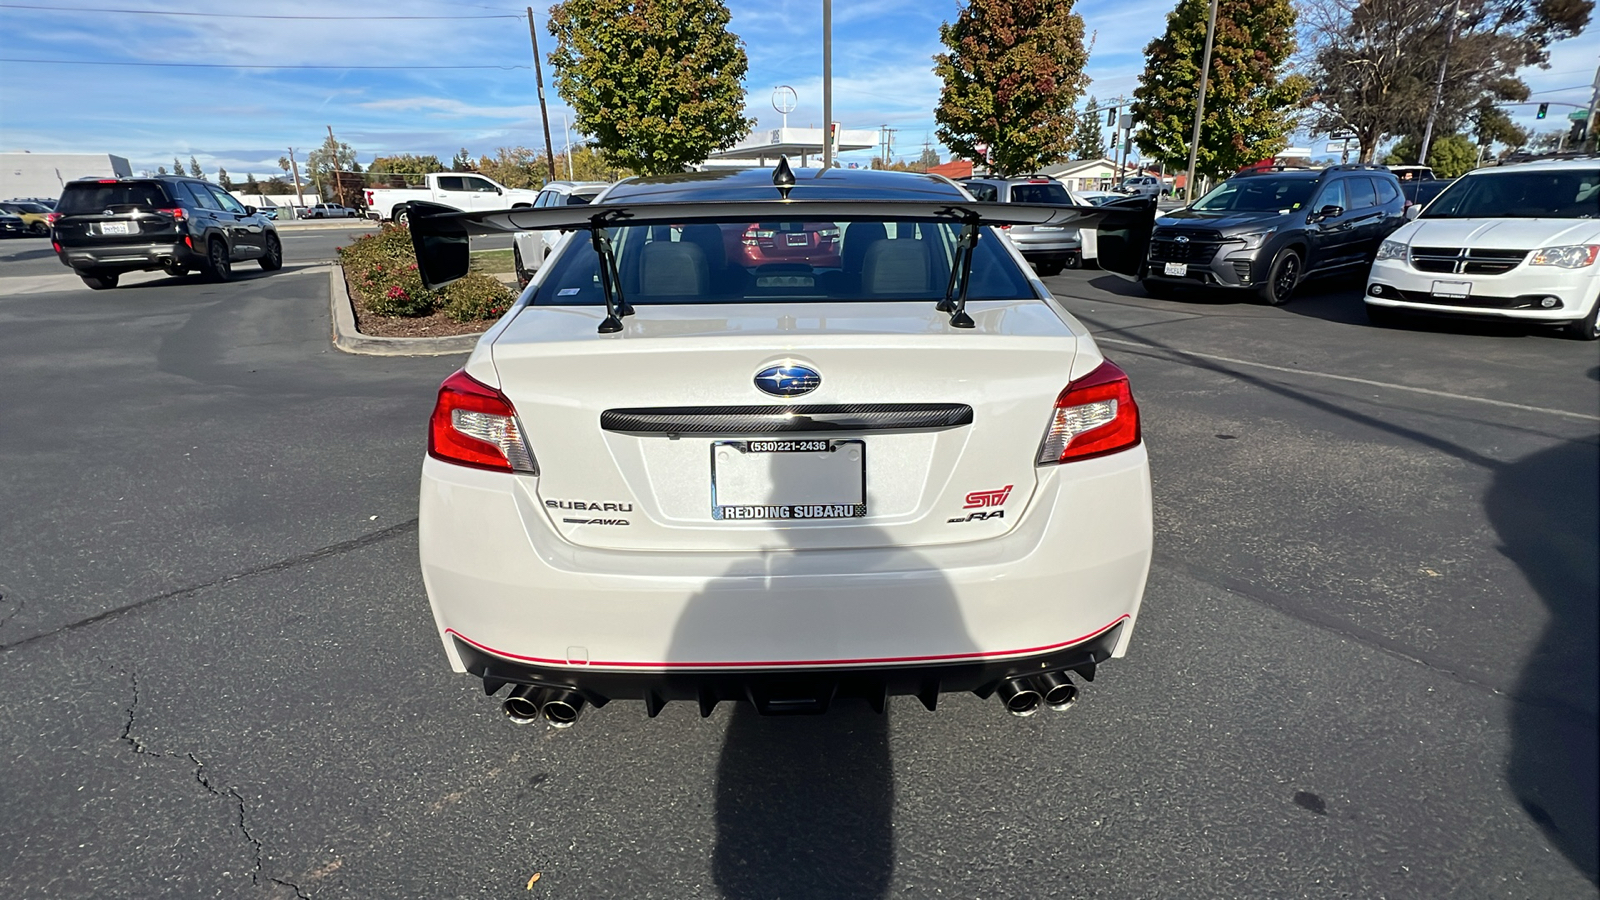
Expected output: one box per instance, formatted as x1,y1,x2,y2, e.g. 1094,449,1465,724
364,172,541,223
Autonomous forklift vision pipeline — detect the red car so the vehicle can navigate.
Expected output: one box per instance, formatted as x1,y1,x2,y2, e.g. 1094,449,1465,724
728,221,842,268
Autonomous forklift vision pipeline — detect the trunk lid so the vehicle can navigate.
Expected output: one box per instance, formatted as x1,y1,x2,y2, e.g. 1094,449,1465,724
489,300,1081,551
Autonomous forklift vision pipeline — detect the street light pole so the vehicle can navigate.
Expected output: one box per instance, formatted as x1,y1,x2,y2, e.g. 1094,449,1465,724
822,0,832,170
1184,0,1218,203
1417,0,1462,168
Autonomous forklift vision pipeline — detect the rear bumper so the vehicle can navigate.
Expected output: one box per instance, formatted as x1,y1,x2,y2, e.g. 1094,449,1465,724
419,446,1153,708
451,619,1125,716
57,240,203,272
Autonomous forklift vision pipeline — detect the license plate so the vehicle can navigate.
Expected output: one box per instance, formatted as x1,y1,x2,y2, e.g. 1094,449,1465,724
711,439,865,520
1431,280,1471,299
786,232,809,246
100,222,132,235
1163,262,1188,276
1034,225,1064,232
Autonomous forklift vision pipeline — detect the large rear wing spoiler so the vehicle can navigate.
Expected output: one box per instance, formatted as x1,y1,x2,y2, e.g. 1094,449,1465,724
405,196,1157,292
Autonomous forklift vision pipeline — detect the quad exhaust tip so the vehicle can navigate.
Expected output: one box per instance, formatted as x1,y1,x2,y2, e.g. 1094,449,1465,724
996,678,1043,717
540,691,586,729
501,686,543,725
1036,671,1079,711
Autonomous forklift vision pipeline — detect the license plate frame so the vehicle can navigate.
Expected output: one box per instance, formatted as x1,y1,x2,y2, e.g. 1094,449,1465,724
1431,280,1471,299
785,232,809,247
711,439,866,521
100,221,132,236
1163,262,1188,277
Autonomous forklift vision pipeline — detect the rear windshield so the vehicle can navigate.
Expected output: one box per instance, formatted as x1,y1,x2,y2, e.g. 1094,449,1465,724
1009,182,1071,204
532,219,1037,307
1421,169,1600,219
1194,177,1318,212
56,181,172,215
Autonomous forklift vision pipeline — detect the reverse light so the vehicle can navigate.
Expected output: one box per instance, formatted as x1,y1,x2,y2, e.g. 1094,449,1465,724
1037,359,1141,465
428,369,538,473
1375,239,1408,261
1528,244,1600,268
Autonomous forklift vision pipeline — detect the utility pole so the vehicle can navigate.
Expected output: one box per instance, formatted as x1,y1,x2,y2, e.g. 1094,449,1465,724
1584,60,1600,152
527,7,558,181
1417,0,1462,168
326,125,347,207
822,0,833,170
287,147,304,209
1184,0,1218,204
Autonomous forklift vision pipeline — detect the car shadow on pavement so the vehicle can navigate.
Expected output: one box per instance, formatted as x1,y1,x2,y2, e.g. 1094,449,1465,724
115,264,319,289
1488,439,1600,885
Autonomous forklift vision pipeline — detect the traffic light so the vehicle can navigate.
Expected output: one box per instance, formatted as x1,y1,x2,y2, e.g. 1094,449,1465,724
1537,103,1548,119
1107,108,1116,126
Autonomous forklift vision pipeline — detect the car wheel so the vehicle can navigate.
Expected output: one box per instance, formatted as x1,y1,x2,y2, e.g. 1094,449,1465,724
29,221,48,236
258,233,283,271
1562,302,1600,341
1033,260,1064,277
1365,303,1404,328
1064,254,1082,270
80,271,119,290
1141,278,1176,299
1256,248,1301,306
514,245,531,289
393,207,409,226
204,239,232,282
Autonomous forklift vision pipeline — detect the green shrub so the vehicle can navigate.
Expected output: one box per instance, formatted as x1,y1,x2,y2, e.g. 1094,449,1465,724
441,273,515,322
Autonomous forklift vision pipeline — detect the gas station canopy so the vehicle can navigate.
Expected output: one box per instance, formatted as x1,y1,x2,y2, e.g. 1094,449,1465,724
706,126,880,166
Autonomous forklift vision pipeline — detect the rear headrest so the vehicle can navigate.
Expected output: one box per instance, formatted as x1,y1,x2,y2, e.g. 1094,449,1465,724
842,221,888,274
639,241,707,296
862,238,931,295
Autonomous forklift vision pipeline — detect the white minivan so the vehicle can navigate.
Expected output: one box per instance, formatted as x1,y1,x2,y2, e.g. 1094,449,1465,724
1365,158,1600,340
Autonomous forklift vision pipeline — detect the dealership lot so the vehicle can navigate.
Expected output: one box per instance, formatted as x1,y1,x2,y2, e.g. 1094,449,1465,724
0,240,1594,897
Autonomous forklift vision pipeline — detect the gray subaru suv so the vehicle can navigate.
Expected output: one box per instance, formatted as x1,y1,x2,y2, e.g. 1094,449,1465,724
960,176,1083,275
1142,164,1405,304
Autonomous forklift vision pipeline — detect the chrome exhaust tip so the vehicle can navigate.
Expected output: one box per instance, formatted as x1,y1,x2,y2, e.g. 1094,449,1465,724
540,691,586,729
996,678,1042,717
1036,671,1079,711
501,686,542,725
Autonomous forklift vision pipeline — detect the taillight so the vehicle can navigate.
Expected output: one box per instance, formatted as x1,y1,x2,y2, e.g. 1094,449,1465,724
1037,359,1141,464
158,207,187,221
428,369,537,473
51,240,62,254
45,212,60,226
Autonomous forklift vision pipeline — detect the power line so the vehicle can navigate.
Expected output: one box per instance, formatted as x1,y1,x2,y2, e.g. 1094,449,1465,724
0,57,529,69
0,4,518,18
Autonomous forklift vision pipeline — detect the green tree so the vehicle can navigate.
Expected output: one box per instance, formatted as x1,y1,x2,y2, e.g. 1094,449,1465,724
449,148,475,172
933,0,1090,176
1300,0,1588,162
1069,96,1106,158
217,168,233,190
548,0,754,175
918,145,941,169
370,154,445,175
244,173,262,193
307,133,359,202
1131,0,1306,178
1383,132,1479,177
173,157,184,177
188,156,205,179
157,165,168,175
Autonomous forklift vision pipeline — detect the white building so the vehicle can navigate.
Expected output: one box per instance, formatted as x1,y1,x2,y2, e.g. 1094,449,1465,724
704,126,881,168
1,152,132,200
1038,158,1121,192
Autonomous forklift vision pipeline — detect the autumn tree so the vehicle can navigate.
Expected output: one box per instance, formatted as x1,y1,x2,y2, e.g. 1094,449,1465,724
1300,0,1589,162
370,154,445,175
554,144,635,182
1068,97,1106,158
307,133,360,202
933,0,1089,176
1131,0,1305,178
548,0,752,175
476,146,544,189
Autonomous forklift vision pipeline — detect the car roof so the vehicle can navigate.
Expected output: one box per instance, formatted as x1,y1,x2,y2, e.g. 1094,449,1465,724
1468,157,1600,175
606,166,967,203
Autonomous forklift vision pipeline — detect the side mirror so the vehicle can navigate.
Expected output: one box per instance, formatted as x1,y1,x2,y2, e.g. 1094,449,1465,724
494,187,503,194
1317,205,1344,220
1405,205,1421,220
244,205,257,216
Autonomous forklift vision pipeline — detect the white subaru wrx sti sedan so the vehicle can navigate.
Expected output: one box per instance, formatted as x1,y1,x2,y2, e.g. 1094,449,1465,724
409,166,1156,727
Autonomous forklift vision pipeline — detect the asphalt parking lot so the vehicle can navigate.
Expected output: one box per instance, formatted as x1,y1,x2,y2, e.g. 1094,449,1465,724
0,236,1595,898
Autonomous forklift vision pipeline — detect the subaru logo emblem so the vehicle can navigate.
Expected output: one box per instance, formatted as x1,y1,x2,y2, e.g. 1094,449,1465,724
1175,235,1190,243
754,363,821,397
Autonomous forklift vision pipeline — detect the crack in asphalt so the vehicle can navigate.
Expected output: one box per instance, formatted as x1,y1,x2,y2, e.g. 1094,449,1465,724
0,585,21,636
0,518,418,654
120,672,311,899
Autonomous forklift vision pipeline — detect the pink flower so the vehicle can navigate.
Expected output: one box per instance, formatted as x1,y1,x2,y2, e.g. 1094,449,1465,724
386,285,408,300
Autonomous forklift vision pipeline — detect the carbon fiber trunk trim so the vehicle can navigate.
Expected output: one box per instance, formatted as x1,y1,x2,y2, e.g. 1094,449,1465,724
600,404,974,435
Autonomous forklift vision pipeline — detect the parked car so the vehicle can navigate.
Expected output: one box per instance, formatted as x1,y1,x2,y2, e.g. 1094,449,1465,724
1386,165,1437,183
0,200,54,235
1400,178,1454,215
1366,158,1600,339
406,166,1153,726
960,176,1083,275
511,181,609,288
1115,175,1164,199
51,175,281,289
302,203,360,219
0,210,25,238
1140,163,1407,305
365,172,541,224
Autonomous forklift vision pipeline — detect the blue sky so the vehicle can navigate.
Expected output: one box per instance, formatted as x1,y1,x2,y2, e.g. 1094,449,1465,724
0,0,1593,180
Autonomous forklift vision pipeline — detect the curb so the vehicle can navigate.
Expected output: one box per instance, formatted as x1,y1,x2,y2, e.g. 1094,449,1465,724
328,265,483,357
276,218,380,231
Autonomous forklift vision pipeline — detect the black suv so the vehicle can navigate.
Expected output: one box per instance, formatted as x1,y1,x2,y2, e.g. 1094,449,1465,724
1141,164,1405,305
52,175,281,290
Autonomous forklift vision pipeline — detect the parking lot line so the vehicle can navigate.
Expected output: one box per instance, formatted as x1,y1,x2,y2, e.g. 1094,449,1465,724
1096,335,1600,423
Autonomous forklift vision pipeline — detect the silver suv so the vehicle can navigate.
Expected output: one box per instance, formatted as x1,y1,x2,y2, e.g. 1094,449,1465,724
960,177,1082,275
